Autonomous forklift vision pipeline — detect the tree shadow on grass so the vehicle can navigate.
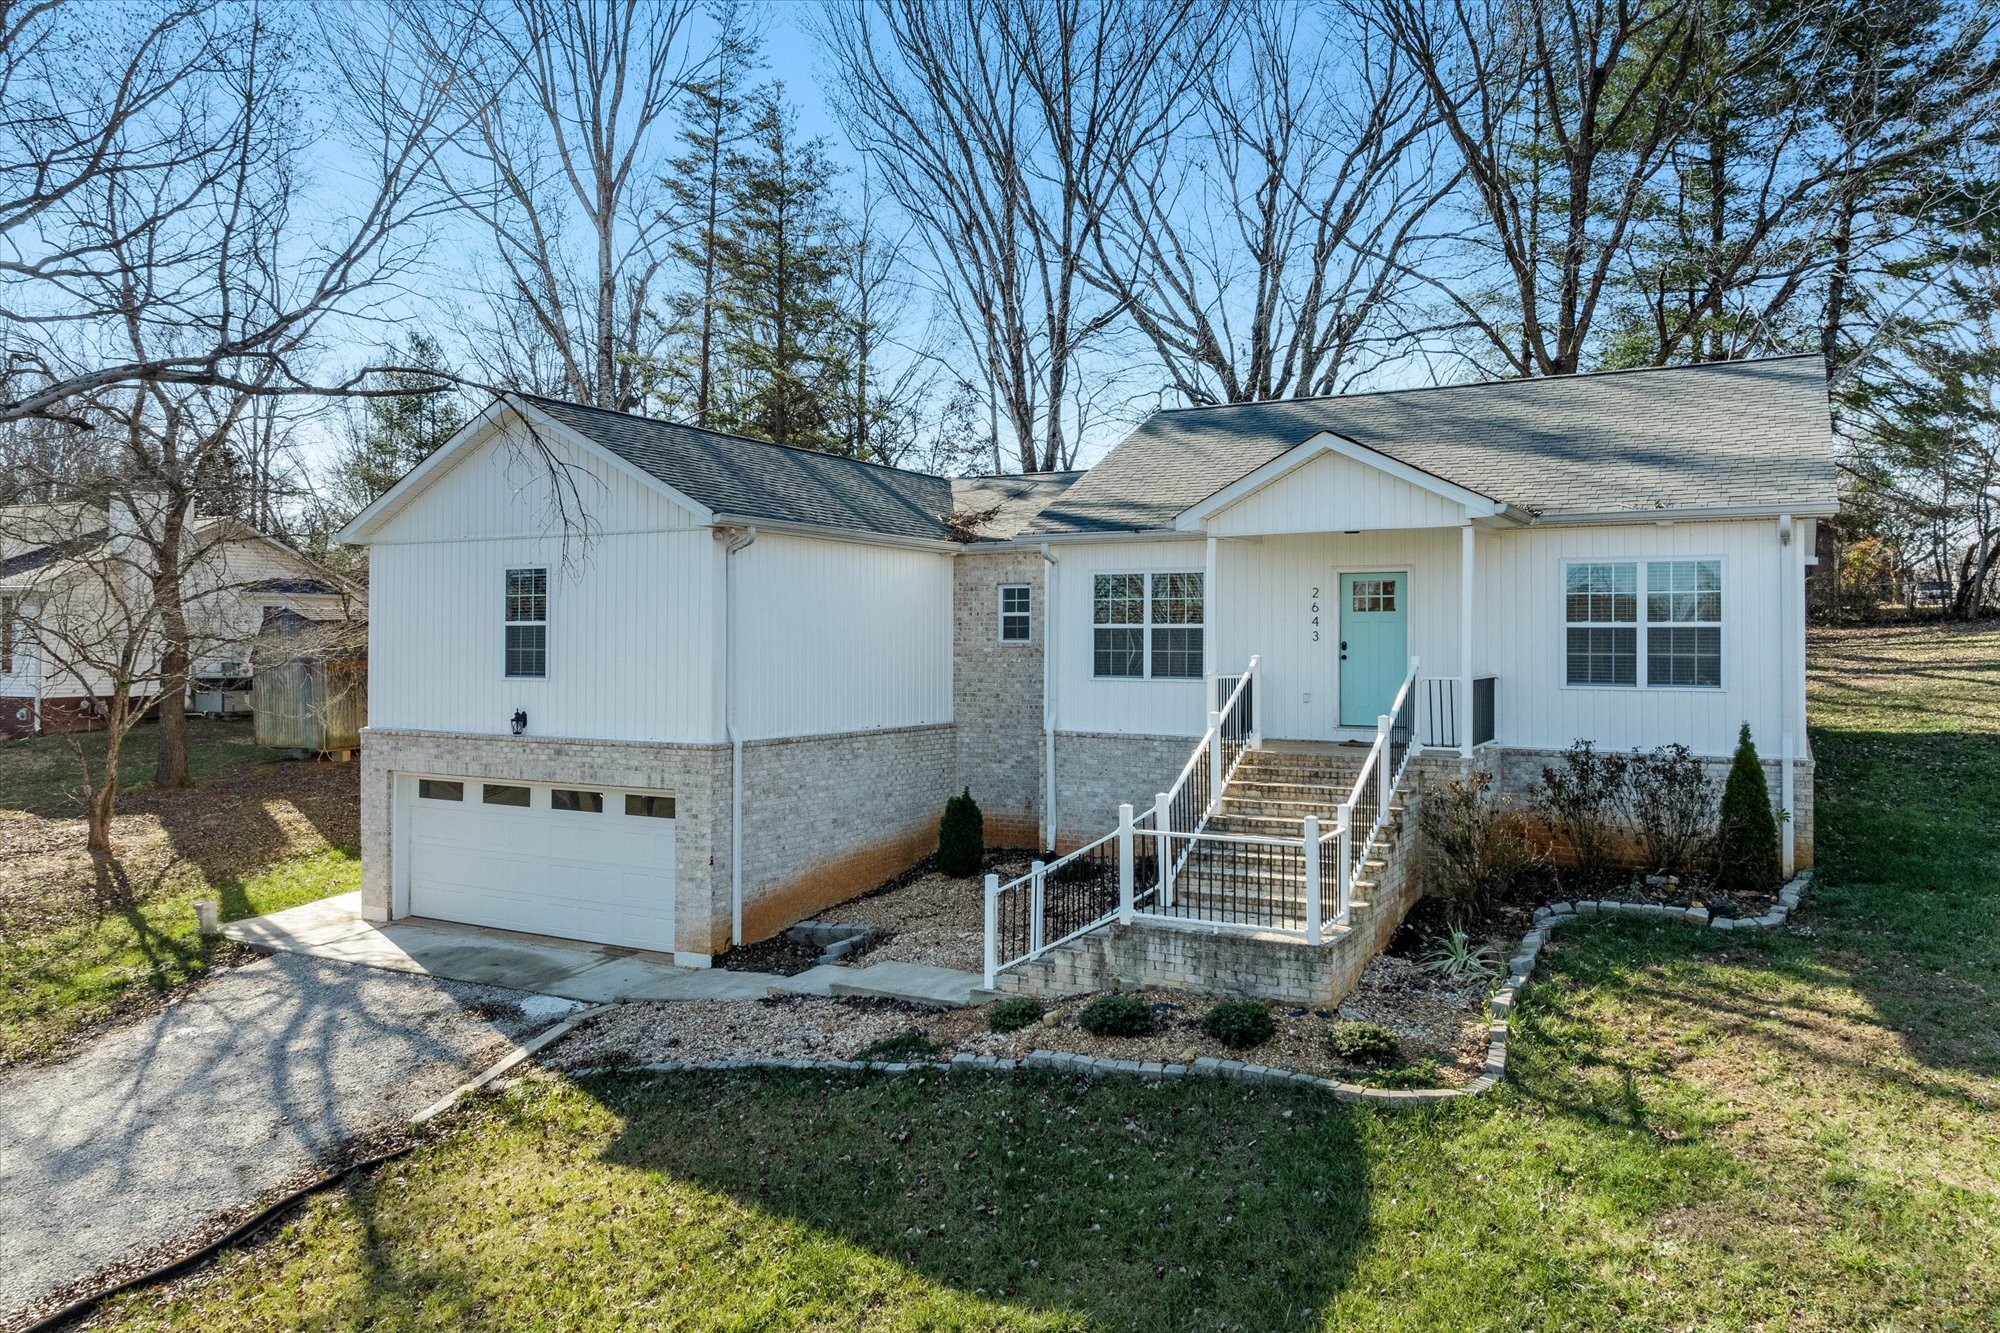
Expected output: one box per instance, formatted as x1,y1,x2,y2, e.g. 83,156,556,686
582,1069,1374,1331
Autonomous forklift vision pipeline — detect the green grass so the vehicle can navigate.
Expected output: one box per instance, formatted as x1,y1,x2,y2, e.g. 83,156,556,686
0,716,290,811
94,624,2000,1329
0,847,359,1063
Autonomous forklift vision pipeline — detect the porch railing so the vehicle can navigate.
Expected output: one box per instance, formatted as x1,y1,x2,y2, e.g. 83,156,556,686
1419,674,1497,750
981,654,1430,987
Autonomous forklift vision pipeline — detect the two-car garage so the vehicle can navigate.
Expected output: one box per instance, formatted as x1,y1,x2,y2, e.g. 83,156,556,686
398,775,678,952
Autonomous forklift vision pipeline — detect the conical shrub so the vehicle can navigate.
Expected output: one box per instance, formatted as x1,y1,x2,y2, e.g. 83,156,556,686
937,787,984,877
1715,723,1779,894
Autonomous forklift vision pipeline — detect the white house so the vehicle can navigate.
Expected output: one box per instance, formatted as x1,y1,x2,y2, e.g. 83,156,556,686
339,356,1835,985
0,500,362,738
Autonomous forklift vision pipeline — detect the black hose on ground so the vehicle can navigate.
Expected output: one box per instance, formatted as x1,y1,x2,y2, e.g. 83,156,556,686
19,1140,420,1333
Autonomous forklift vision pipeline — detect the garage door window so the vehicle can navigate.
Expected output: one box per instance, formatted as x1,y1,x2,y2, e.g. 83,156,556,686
482,783,530,807
418,779,462,801
625,794,675,818
552,788,604,812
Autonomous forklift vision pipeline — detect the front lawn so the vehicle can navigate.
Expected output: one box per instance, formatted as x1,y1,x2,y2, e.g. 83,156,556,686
0,719,360,1063
91,625,2000,1329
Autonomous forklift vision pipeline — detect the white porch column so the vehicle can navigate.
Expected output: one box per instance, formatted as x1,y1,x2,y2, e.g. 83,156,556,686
1459,522,1475,759
1779,515,1798,876
1203,532,1218,713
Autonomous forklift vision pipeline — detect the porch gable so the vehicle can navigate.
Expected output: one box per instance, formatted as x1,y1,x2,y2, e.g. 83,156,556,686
1176,432,1504,537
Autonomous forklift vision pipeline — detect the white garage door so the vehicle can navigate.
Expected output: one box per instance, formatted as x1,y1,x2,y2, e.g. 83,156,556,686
404,776,676,952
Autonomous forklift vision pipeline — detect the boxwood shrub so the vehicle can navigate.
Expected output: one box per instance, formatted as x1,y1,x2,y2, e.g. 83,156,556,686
1327,1020,1400,1066
1077,992,1154,1037
1199,1000,1275,1050
987,996,1044,1033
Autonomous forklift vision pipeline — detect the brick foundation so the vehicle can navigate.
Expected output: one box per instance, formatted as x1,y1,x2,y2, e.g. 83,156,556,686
738,723,956,943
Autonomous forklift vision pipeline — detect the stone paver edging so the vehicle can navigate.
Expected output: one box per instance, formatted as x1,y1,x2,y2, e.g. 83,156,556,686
561,872,1814,1111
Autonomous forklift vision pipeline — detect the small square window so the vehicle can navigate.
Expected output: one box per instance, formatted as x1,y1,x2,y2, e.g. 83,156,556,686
999,584,1032,642
418,779,463,801
551,788,604,812
625,794,676,819
482,783,531,807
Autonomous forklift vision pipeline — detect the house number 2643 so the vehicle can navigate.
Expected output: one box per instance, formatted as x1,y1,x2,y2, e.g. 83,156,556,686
1310,586,1320,641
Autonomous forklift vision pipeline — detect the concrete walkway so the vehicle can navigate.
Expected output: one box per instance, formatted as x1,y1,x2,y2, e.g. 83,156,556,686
227,893,981,1007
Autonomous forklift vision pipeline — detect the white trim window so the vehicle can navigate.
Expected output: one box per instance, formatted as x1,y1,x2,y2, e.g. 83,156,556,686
1093,571,1204,679
1563,559,1720,688
999,583,1032,642
504,567,548,679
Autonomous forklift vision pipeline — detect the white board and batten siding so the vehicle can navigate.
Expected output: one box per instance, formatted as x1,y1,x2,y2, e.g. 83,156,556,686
1050,537,1209,738
364,420,721,742
1205,450,1468,537
730,530,953,740
365,419,955,746
1474,518,1792,760
1212,529,1463,742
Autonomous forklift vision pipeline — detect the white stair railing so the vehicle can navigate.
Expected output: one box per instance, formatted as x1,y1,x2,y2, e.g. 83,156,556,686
981,655,1433,984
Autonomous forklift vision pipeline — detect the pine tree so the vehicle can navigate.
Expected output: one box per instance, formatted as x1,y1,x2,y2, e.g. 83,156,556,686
1715,723,1780,894
653,1,761,427
712,87,856,452
330,334,463,521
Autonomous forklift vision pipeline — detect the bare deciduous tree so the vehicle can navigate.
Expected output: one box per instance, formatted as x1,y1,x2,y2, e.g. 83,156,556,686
1083,0,1459,404
820,0,1224,472
410,0,701,410
1372,0,1712,376
0,0,465,425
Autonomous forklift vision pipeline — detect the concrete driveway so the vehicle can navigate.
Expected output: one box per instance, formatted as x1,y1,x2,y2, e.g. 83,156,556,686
0,952,576,1321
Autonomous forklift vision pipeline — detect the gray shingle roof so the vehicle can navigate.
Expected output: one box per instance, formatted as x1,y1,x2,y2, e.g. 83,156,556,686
1029,356,1839,535
949,472,1084,539
524,396,959,542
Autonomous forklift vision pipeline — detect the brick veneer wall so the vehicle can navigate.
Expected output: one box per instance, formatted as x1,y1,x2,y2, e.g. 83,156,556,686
358,728,731,960
738,722,957,943
1051,731,1199,849
953,550,1046,847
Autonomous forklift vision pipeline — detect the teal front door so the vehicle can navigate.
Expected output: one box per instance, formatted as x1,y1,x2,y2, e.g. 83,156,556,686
1339,572,1408,727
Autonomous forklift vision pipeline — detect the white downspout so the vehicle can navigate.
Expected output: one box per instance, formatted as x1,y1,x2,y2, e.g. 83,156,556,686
1459,523,1475,760
1777,514,1796,877
1041,542,1058,853
724,525,757,946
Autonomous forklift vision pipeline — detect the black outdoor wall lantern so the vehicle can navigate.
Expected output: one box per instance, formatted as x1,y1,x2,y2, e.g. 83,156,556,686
510,709,527,735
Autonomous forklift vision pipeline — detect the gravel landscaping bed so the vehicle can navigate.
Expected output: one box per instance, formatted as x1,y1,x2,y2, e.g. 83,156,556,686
545,995,953,1069
550,951,1493,1088
810,856,1033,972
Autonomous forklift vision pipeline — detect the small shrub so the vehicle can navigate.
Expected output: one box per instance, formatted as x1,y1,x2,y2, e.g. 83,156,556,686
853,1030,938,1063
1539,740,1630,875
1077,992,1154,1037
987,996,1044,1033
1420,927,1501,983
1199,1001,1275,1050
1627,742,1717,875
1327,1020,1400,1066
1416,771,1534,925
1715,723,1780,894
936,787,985,877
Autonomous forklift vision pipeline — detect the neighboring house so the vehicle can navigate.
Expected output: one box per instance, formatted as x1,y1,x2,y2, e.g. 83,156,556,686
0,499,362,738
339,356,1836,986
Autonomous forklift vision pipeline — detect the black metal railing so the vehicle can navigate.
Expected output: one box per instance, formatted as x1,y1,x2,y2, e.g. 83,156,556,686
1215,671,1254,787
1148,831,1306,930
1387,677,1416,784
1423,677,1458,750
1473,675,1496,746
